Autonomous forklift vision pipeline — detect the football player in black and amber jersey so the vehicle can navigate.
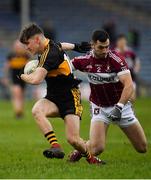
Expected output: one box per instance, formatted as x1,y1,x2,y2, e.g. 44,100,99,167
19,23,104,164
5,40,30,119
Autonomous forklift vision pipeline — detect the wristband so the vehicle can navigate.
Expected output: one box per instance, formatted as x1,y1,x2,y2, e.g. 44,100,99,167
117,103,124,109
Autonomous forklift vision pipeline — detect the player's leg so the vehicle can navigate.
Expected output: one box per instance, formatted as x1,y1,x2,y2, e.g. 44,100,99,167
69,102,110,162
69,120,109,162
86,102,110,156
64,114,87,154
118,101,147,153
11,85,25,118
87,121,109,156
66,93,107,164
32,98,59,133
64,114,105,164
120,121,147,153
32,98,65,158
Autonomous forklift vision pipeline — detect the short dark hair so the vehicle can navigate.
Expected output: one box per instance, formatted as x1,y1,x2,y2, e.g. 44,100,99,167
92,30,109,42
116,34,127,41
19,23,44,44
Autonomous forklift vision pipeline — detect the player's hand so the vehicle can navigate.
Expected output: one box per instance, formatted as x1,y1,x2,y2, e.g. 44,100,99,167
108,104,122,121
73,42,91,53
17,68,24,80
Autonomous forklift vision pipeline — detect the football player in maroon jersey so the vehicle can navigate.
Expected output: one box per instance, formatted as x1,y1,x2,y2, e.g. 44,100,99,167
68,30,147,162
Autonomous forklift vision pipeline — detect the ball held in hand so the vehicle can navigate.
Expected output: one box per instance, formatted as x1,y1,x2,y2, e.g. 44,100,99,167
24,60,39,74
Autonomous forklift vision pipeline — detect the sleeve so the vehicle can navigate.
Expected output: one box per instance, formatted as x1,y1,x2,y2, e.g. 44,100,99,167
111,52,130,76
71,55,89,72
41,46,63,72
56,42,62,48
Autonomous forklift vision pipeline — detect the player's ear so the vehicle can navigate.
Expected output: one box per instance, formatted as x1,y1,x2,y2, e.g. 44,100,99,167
35,35,40,44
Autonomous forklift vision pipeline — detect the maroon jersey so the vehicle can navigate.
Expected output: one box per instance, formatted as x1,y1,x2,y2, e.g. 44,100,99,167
72,50,130,107
115,47,138,81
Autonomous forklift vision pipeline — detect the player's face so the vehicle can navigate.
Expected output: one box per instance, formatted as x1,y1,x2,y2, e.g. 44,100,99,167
116,38,127,51
25,36,40,55
92,39,110,58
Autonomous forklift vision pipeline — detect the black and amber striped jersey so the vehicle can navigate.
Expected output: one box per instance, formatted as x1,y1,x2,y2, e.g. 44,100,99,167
7,52,29,69
38,40,81,92
7,52,30,87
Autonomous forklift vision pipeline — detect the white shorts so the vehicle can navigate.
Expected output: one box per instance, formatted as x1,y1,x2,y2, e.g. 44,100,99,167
91,101,138,127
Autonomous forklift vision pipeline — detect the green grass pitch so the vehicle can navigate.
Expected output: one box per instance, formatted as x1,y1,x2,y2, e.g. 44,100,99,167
0,98,151,178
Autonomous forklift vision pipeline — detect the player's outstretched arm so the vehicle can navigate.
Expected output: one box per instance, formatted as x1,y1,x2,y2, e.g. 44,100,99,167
60,43,75,51
20,67,47,85
61,42,91,53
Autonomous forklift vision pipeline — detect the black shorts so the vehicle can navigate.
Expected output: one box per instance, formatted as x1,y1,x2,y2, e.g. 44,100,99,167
10,69,26,89
45,87,83,119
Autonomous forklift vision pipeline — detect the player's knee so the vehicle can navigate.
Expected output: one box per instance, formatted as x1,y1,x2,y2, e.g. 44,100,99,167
32,106,43,120
136,141,147,153
32,106,38,118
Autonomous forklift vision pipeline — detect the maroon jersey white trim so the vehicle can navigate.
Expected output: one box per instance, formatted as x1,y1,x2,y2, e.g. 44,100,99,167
87,70,129,85
115,47,138,81
72,50,130,107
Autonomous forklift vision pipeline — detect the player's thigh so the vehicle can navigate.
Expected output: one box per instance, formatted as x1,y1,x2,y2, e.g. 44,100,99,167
64,114,80,140
89,121,109,147
32,98,60,117
121,121,147,148
57,87,83,119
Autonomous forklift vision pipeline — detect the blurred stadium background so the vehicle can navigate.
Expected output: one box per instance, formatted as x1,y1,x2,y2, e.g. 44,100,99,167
0,0,151,178
0,0,151,99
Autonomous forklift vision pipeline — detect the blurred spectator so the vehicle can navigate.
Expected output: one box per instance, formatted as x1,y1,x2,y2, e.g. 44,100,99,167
4,40,31,119
115,34,141,101
0,46,10,99
41,20,56,41
127,28,140,51
102,19,117,48
0,78,10,99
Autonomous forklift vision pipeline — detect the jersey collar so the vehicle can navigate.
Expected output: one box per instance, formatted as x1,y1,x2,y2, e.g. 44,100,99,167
44,38,50,50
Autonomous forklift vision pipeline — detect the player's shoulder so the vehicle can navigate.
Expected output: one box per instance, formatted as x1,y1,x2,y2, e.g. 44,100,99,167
39,40,65,69
72,52,92,70
48,41,63,55
44,41,64,62
108,50,125,64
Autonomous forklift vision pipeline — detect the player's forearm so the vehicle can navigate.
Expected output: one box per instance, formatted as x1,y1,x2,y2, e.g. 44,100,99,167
21,74,41,85
61,43,75,51
118,83,134,105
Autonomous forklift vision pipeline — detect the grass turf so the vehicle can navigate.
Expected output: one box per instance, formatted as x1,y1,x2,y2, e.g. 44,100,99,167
0,98,151,178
